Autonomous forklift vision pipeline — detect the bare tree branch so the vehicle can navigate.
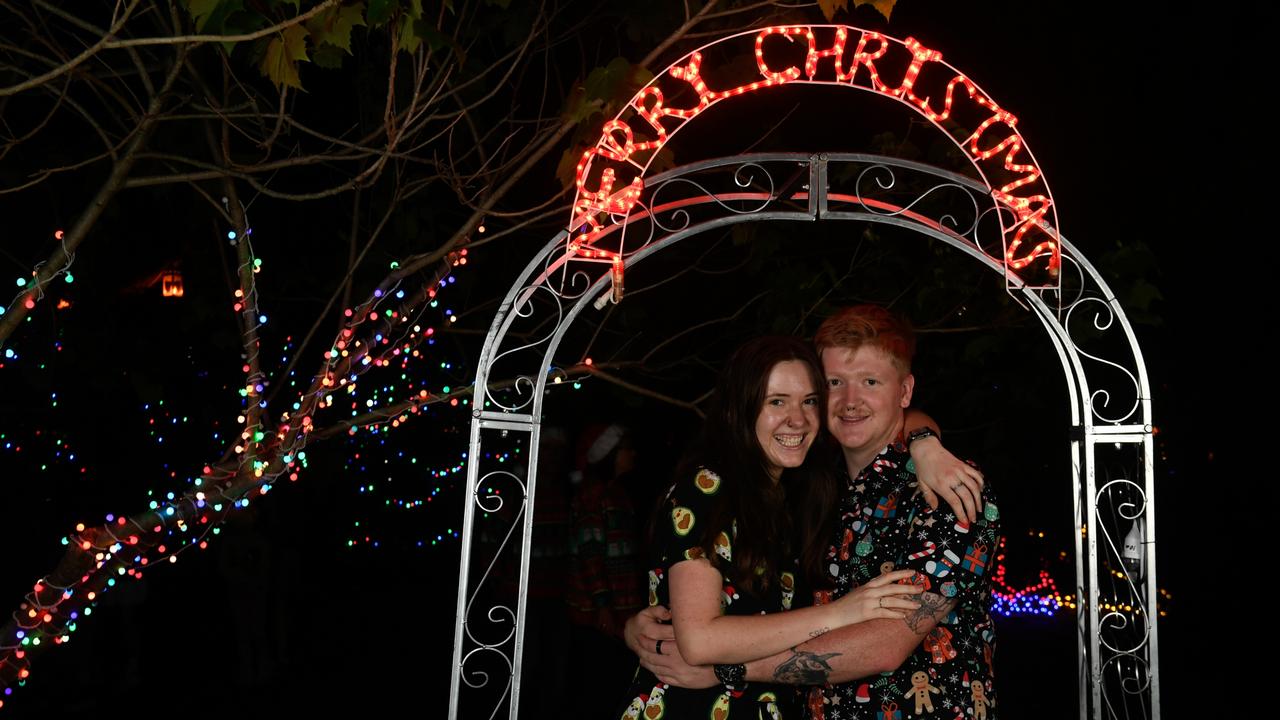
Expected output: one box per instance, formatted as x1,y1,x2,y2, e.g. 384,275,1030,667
0,39,188,345
99,0,339,50
583,364,707,417
0,0,143,97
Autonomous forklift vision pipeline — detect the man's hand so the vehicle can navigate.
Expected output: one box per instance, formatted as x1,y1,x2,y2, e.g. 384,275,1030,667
623,605,674,655
910,435,983,522
624,605,717,689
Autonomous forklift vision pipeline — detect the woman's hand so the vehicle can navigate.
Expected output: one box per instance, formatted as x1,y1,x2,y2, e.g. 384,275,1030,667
910,435,983,523
830,569,924,625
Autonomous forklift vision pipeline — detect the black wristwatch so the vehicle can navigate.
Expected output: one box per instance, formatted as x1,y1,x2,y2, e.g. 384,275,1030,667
714,662,747,690
905,426,938,446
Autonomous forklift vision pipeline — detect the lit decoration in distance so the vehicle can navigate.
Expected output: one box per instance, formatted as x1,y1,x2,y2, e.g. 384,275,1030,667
160,270,184,298
985,531,1169,620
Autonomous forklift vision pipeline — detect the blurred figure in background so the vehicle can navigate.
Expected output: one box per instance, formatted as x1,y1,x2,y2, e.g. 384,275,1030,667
566,423,647,715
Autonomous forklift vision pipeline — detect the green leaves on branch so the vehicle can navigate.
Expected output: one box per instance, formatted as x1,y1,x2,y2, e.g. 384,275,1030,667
261,24,310,89
366,0,425,54
186,0,242,33
303,2,367,69
395,0,425,54
556,58,655,188
182,0,455,90
817,0,897,21
183,0,900,92
578,58,654,122
307,3,367,53
366,0,398,25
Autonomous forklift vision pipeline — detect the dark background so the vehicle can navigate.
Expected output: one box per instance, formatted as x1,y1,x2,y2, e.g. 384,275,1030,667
0,1,1260,716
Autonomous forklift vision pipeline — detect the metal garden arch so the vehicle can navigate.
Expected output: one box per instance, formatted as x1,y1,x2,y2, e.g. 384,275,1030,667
449,25,1158,720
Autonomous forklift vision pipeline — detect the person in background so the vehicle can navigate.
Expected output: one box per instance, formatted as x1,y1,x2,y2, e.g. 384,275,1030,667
516,427,573,715
566,423,649,715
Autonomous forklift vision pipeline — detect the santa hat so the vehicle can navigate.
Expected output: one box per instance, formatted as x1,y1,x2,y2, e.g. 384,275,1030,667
585,424,625,464
569,423,627,483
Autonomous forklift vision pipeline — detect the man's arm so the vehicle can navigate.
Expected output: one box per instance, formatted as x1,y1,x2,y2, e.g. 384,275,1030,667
744,591,955,685
757,474,1001,686
903,408,984,523
626,592,953,688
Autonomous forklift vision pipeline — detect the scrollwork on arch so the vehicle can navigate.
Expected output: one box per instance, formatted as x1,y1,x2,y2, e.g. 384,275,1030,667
461,607,519,672
646,162,780,232
1093,477,1152,661
852,163,983,238
462,469,529,647
1100,650,1153,717
473,469,527,514
484,285,570,411
969,203,1018,264
1063,298,1143,425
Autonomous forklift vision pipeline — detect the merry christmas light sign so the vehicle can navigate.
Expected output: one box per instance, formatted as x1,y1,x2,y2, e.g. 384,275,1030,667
570,25,1061,282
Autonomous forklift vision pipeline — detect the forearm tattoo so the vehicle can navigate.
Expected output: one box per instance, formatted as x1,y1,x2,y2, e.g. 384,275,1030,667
771,646,842,685
903,592,952,634
809,627,830,639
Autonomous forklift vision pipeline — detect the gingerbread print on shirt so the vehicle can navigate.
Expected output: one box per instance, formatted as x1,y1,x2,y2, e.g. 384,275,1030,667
814,441,1001,720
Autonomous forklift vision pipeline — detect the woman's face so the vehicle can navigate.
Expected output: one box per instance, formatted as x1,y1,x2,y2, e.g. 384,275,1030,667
755,360,821,481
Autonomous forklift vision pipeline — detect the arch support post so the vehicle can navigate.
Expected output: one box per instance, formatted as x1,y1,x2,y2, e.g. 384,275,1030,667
1074,422,1159,720
448,413,540,720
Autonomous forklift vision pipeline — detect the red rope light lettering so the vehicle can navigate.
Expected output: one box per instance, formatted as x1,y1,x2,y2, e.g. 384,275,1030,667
571,166,643,242
805,27,849,80
845,30,892,92
631,89,671,150
994,193,1056,270
966,108,1057,270
569,25,1061,277
909,73,974,122
755,26,807,84
665,53,715,118
896,37,943,100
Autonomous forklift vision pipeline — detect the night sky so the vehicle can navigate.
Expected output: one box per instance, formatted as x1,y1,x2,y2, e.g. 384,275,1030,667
0,1,1262,716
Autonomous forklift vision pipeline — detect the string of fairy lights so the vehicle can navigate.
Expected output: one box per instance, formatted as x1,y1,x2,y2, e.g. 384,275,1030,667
0,230,76,364
1,230,76,339
0,213,490,707
985,532,1169,620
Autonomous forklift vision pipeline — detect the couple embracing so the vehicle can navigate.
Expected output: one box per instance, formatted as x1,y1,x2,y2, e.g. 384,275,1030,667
616,305,1000,720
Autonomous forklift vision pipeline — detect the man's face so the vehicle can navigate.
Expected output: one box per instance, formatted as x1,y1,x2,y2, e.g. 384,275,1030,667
822,345,914,459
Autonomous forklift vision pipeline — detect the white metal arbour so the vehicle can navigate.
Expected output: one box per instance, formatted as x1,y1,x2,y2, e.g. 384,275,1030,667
448,24,1158,720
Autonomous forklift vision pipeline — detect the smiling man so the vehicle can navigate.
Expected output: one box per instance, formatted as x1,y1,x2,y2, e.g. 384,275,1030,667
787,305,1000,719
626,306,1001,720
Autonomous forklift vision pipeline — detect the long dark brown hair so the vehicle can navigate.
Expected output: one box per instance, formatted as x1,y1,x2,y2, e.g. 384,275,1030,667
679,336,837,595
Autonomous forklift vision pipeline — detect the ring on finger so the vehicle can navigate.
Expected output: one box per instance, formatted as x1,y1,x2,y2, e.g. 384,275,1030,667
656,639,664,655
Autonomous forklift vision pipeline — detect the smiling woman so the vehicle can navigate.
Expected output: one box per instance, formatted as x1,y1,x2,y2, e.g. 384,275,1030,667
755,360,822,480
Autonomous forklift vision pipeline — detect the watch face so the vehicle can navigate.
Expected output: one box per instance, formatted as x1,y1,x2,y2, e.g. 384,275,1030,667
908,427,935,443
715,663,745,686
